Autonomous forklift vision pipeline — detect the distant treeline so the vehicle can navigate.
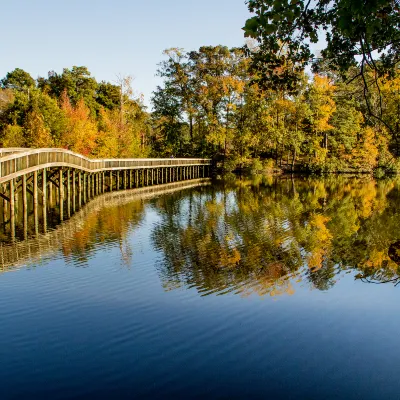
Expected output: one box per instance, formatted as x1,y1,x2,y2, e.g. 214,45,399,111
1,47,400,173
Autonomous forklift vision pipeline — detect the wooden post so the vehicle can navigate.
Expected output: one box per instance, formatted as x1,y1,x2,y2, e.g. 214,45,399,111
102,172,105,193
23,174,28,239
2,185,7,229
10,179,15,240
49,177,53,208
42,169,47,233
96,173,99,195
33,171,38,236
83,172,87,203
78,171,82,207
72,170,76,213
67,169,71,218
109,171,113,192
59,168,64,221
2,184,7,229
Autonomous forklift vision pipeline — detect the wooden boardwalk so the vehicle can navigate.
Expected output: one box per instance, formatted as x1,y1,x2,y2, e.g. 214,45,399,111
0,148,211,240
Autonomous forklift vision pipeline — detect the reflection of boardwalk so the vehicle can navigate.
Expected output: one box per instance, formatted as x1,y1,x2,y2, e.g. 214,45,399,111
0,178,211,273
0,148,211,239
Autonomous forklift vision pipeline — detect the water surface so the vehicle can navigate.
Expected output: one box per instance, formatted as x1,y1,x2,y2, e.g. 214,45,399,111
1,176,400,399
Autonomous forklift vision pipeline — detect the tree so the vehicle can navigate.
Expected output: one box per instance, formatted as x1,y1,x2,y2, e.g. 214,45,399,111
306,75,336,152
38,66,98,113
1,68,35,91
96,81,120,110
60,93,98,155
24,111,54,148
243,0,400,89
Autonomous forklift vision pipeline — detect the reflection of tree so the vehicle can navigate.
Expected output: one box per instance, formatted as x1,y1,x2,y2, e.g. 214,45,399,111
61,200,145,266
152,176,400,297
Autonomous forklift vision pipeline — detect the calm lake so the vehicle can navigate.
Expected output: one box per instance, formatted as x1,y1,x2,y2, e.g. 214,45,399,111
1,175,400,399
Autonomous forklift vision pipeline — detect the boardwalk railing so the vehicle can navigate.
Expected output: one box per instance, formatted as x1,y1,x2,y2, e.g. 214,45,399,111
0,148,212,240
0,148,210,182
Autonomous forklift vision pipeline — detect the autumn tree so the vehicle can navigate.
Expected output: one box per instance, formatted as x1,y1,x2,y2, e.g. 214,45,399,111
60,92,98,155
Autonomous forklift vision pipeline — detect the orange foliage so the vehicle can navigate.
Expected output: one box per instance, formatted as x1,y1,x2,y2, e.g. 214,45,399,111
60,92,98,155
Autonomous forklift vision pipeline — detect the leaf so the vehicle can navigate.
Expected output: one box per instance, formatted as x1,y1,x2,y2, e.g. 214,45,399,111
243,17,259,38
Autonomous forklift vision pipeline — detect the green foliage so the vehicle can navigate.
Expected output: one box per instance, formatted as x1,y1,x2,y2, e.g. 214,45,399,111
96,81,121,110
0,51,399,175
1,68,35,91
151,44,400,173
244,0,400,91
0,67,151,157
250,158,263,174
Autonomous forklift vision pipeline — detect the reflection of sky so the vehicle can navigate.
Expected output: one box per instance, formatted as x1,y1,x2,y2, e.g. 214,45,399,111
1,186,400,398
0,213,399,398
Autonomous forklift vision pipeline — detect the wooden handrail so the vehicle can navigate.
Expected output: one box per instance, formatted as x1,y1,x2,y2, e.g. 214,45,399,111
0,148,211,183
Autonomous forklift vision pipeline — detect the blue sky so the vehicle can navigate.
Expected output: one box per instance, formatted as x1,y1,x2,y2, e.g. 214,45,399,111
1,0,250,107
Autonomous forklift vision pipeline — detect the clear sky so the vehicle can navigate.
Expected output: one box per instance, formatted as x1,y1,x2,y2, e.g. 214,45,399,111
1,0,250,107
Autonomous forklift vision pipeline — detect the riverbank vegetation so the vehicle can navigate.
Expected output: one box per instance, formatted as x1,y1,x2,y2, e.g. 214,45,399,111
1,0,399,174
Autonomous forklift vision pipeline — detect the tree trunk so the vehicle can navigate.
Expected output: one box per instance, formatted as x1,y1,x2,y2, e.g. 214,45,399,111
292,148,297,172
189,115,193,147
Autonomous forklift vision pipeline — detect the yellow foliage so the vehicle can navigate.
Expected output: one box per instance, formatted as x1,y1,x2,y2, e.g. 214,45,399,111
307,214,333,271
61,96,98,155
2,124,25,147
